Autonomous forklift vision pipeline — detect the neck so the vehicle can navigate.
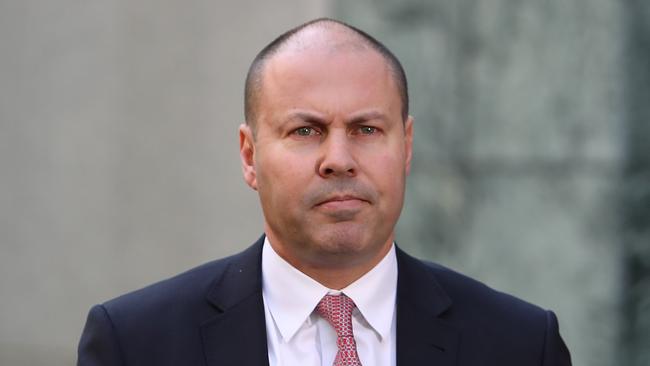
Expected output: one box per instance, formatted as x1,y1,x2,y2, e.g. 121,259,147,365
300,264,376,290
266,233,393,290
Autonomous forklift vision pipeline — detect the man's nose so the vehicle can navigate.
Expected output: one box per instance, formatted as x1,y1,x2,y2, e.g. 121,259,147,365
317,132,357,178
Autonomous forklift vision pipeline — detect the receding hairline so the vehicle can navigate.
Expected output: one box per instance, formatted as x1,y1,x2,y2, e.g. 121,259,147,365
244,18,409,131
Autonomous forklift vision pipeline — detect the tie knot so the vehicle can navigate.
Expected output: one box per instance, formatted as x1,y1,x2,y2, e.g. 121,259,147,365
316,294,357,337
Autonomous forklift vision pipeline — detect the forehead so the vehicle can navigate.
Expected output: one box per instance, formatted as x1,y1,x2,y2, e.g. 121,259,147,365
257,45,400,119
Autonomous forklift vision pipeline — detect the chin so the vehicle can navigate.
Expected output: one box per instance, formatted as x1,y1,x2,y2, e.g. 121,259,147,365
312,226,373,256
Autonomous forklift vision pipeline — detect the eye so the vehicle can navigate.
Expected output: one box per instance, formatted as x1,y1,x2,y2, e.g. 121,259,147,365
293,126,320,137
358,126,378,135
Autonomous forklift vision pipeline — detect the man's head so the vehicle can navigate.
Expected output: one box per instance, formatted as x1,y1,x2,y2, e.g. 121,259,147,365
239,18,413,288
244,18,409,134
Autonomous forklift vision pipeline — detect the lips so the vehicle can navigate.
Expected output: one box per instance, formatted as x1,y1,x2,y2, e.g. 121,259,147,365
318,195,365,205
305,182,376,212
314,195,370,214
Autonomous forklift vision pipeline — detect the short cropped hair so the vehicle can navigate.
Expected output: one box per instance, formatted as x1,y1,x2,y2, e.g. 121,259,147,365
244,18,409,131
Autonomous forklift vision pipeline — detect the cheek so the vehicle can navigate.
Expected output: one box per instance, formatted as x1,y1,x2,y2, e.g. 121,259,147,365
372,150,406,179
257,150,314,197
366,153,408,205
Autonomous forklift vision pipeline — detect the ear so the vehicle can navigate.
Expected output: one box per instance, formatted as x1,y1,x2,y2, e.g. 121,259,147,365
404,115,414,176
239,123,258,190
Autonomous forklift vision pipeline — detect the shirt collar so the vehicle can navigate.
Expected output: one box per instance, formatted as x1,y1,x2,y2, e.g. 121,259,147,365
261,237,397,342
341,243,397,341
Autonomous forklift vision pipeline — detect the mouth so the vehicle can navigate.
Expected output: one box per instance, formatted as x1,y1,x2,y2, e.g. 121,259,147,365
315,195,369,211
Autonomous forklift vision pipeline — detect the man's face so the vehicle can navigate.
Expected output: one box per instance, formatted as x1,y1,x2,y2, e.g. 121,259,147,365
240,45,413,272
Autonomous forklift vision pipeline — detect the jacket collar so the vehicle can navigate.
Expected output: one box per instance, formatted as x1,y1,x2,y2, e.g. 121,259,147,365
200,235,270,366
395,245,460,366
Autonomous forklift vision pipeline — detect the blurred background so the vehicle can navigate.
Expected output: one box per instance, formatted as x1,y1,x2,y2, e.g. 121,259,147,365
1,0,648,365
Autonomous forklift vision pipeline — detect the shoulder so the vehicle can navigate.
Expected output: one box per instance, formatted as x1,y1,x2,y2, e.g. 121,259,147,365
401,254,571,364
101,240,263,323
427,258,548,321
397,247,550,330
429,260,545,312
77,240,265,364
104,257,224,312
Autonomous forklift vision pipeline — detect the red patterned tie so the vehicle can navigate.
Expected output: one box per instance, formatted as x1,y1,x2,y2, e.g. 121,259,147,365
316,294,363,366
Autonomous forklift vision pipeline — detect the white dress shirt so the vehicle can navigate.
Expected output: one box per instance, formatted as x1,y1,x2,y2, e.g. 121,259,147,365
261,237,397,366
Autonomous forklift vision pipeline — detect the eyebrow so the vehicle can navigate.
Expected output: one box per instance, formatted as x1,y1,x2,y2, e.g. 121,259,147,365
284,110,328,124
284,109,389,125
347,109,389,124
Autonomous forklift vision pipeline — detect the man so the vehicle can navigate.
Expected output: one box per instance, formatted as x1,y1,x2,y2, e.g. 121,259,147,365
78,18,571,366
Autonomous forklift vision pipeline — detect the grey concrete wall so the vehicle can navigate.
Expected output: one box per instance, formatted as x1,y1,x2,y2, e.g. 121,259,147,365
622,1,650,365
333,1,646,365
0,1,327,365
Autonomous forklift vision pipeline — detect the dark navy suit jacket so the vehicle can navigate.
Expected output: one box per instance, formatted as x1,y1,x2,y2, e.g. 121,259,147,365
77,236,571,365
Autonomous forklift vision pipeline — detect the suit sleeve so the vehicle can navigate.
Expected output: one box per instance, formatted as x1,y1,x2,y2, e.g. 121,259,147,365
77,304,126,366
541,311,572,366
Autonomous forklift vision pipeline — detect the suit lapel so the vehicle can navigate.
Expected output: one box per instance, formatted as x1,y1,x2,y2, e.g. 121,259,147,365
200,237,270,366
396,247,460,366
